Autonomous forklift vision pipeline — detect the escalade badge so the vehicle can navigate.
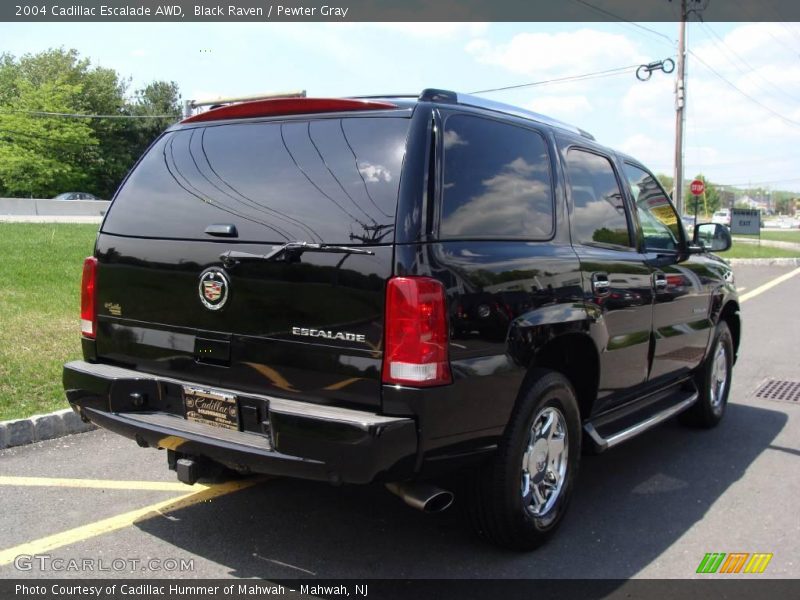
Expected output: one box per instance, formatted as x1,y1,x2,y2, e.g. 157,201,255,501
198,268,230,311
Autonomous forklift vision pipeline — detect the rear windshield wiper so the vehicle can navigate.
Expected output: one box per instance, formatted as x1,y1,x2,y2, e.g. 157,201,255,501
219,241,374,268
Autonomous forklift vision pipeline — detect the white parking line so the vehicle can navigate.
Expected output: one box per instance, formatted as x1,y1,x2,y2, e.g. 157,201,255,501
740,267,800,303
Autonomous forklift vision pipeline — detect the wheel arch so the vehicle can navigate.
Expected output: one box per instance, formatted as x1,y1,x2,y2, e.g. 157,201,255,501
719,300,741,362
525,332,599,421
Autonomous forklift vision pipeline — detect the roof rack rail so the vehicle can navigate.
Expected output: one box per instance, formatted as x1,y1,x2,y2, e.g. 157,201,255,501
417,88,595,141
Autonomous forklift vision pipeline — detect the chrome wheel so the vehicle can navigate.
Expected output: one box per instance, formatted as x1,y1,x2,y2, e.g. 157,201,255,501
520,406,569,518
709,342,729,410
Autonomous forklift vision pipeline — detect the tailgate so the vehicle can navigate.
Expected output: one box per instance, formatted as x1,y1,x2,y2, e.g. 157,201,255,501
93,235,390,409
94,113,410,410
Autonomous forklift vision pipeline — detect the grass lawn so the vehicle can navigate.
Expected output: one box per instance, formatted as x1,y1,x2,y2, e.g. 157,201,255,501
717,240,800,259
756,230,800,243
0,223,97,420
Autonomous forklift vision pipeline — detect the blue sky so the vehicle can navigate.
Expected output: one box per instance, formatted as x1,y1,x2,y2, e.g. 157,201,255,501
3,21,800,191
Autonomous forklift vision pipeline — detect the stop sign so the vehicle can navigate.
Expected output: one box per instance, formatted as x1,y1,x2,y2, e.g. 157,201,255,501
690,179,705,196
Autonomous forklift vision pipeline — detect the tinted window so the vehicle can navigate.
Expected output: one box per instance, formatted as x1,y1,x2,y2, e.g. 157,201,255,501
103,117,409,244
566,149,632,248
623,163,681,251
440,115,553,239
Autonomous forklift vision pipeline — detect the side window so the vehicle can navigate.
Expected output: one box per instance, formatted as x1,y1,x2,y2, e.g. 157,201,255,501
565,149,632,248
439,114,554,239
622,163,681,251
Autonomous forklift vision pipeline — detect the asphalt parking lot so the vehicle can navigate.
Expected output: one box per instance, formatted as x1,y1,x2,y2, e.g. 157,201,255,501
1,264,798,580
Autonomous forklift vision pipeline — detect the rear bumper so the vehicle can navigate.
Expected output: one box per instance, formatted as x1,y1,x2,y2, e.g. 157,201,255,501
62,360,417,484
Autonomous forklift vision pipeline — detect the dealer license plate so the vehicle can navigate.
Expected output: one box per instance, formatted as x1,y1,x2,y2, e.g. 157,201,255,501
183,386,239,431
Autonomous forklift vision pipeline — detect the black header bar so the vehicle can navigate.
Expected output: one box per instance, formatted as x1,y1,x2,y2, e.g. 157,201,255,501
3,0,800,22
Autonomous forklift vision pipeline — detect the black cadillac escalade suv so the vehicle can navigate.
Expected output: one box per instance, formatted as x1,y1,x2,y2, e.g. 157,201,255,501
63,89,740,550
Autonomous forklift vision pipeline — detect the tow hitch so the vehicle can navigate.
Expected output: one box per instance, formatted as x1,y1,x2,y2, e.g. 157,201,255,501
167,450,214,485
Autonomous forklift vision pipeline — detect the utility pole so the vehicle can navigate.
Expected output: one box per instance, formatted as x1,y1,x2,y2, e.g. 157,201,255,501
673,0,687,215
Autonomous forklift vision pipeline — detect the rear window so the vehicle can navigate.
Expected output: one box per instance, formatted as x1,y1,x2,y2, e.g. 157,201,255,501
102,117,409,244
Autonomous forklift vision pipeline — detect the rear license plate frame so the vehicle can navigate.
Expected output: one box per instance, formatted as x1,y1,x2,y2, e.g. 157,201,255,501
182,385,240,431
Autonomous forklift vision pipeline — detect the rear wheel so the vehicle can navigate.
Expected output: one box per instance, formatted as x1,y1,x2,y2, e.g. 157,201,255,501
680,321,733,428
466,369,581,550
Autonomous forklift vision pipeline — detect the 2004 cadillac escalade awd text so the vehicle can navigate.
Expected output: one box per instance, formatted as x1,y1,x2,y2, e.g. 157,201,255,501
63,89,740,550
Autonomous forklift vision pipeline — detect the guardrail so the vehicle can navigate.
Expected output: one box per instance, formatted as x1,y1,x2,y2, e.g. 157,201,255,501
0,198,110,217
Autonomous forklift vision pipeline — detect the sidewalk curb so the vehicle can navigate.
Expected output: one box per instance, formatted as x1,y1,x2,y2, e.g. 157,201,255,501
732,237,800,251
727,258,800,266
0,408,96,450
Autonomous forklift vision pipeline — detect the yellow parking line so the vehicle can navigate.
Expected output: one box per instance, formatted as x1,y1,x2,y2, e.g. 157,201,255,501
0,478,262,566
740,266,800,303
0,476,206,492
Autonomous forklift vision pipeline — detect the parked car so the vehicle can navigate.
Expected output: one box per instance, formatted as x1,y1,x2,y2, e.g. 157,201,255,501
63,90,740,550
711,208,731,228
53,192,101,201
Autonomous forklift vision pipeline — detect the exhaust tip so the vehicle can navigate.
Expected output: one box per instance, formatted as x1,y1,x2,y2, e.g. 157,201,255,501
423,490,454,513
386,482,454,513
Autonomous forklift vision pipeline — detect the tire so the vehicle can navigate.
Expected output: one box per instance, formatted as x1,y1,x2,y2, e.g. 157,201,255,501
466,369,581,550
680,321,733,428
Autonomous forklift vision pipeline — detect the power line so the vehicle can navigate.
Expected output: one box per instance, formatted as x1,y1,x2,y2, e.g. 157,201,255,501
761,0,800,49
686,153,800,168
471,64,640,95
725,176,800,188
0,127,98,146
570,0,676,46
0,109,177,119
688,49,800,129
698,22,800,104
730,0,800,57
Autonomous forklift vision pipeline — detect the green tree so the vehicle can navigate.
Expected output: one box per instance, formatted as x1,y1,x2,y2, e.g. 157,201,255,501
0,48,181,198
0,69,97,196
656,173,674,197
129,80,182,150
685,174,721,218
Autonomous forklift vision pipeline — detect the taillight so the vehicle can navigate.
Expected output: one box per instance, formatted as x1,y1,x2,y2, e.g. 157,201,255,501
382,277,451,387
80,257,97,338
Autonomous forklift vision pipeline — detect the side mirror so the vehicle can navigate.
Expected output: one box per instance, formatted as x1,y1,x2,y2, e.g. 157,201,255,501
693,223,732,252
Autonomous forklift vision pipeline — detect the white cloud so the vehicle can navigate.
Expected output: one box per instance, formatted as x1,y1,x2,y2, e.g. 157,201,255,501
358,162,392,183
622,76,672,123
616,22,800,186
526,95,593,118
466,29,646,77
443,129,468,149
619,134,673,172
441,157,551,237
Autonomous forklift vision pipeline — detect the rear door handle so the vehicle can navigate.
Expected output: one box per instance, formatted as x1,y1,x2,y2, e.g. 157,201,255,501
653,272,668,289
591,272,610,296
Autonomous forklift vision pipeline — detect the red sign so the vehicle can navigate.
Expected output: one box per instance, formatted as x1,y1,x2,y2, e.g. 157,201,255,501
690,179,705,196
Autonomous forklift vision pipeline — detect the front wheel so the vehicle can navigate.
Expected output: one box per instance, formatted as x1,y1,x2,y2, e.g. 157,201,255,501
680,321,733,428
466,369,581,550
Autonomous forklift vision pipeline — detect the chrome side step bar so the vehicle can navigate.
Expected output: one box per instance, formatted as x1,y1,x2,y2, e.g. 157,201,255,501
584,392,698,453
